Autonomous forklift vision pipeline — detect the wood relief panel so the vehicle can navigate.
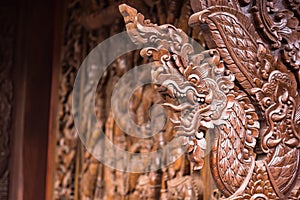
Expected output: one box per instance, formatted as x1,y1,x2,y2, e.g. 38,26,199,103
0,6,16,200
53,0,213,199
54,0,86,198
51,0,300,199
120,0,300,199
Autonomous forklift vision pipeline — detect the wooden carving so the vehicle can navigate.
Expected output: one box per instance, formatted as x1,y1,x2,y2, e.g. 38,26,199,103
52,0,300,199
0,6,15,200
120,1,300,199
54,0,209,199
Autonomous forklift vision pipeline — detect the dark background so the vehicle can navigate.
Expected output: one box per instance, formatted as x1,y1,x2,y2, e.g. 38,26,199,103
0,0,57,199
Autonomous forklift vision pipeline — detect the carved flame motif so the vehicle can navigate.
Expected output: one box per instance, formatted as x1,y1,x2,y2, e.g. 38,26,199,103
120,1,300,199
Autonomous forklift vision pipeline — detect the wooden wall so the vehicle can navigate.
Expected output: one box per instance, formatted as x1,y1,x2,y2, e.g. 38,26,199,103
0,0,55,199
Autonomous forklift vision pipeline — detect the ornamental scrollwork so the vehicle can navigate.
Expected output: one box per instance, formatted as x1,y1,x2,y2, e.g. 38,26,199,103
120,1,300,199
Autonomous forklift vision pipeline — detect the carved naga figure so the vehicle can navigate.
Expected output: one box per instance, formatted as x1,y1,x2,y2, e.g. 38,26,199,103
119,1,300,199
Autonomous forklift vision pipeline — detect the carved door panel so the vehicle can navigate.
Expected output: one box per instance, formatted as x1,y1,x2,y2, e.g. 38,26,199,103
47,0,300,200
119,1,300,199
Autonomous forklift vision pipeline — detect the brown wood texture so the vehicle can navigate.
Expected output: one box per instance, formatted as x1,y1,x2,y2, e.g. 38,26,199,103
7,0,55,199
0,3,17,200
47,0,300,200
45,0,67,200
120,0,300,199
49,0,210,199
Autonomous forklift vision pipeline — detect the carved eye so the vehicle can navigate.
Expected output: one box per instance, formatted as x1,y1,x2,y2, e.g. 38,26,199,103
188,74,200,85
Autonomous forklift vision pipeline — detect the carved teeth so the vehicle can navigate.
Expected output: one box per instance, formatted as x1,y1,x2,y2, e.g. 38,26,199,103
195,131,204,139
170,118,181,124
187,92,195,103
169,88,175,98
197,139,207,149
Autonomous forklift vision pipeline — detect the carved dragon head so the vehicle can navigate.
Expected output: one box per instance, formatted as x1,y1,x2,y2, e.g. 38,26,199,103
147,48,234,135
119,4,235,169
